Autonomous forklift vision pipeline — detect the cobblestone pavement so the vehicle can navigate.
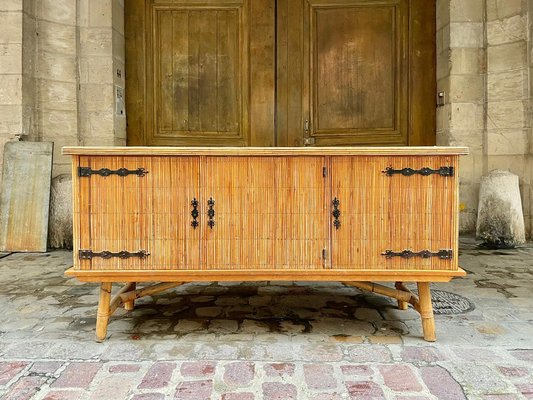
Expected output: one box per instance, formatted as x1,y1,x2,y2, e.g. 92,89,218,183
0,237,532,400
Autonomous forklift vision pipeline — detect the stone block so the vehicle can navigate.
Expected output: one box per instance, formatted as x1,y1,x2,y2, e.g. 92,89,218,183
80,84,114,112
38,20,77,55
450,0,483,22
38,0,76,25
487,100,526,130
488,42,526,73
175,380,213,400
487,129,528,155
436,0,450,30
450,74,484,102
38,80,77,111
0,105,21,134
51,362,102,388
89,0,112,27
487,15,526,45
39,110,78,138
0,12,22,43
81,57,115,84
138,362,175,389
0,75,21,105
48,173,73,249
448,129,483,155
421,366,466,400
437,24,450,54
36,52,76,82
0,0,22,11
450,103,484,130
450,48,486,75
303,364,337,390
112,30,125,62
487,69,527,101
477,169,526,247
450,22,483,48
487,0,524,21
223,362,255,387
80,27,113,57
89,111,115,137
0,43,21,74
112,0,125,35
437,48,451,79
436,104,451,133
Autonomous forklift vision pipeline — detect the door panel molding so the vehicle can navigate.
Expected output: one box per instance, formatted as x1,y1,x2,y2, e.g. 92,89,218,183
126,0,275,146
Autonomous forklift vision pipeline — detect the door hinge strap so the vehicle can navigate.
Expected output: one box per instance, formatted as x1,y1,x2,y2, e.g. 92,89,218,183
323,167,327,178
79,250,150,260
381,249,453,260
78,166,148,178
322,248,327,260
383,166,454,177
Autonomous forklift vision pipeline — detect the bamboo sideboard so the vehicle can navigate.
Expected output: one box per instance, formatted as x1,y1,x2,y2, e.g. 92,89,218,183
63,146,469,341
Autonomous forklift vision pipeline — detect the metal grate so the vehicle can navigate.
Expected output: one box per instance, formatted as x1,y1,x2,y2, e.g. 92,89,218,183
429,290,475,315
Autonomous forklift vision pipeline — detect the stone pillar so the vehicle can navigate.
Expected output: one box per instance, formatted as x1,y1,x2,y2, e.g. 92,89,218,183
0,0,23,180
436,0,486,234
486,0,530,235
78,0,126,148
35,0,79,177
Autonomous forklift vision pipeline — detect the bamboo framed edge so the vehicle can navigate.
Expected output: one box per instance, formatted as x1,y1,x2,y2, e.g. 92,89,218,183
62,146,470,156
65,267,466,282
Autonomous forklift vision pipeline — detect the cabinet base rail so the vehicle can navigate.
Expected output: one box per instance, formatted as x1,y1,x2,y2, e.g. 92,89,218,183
94,280,436,342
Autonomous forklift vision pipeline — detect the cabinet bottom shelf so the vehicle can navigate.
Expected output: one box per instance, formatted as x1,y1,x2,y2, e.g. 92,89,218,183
65,267,466,283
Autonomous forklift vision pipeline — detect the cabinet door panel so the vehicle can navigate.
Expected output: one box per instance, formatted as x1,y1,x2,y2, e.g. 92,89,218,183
76,156,200,270
331,156,458,270
274,157,329,269
202,157,277,269
202,156,328,270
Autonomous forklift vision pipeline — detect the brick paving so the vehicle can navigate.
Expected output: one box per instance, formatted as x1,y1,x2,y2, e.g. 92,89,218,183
0,238,532,399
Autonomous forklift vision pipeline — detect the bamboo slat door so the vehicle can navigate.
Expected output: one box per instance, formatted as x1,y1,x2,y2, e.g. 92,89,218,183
201,156,329,270
75,156,200,271
330,156,458,271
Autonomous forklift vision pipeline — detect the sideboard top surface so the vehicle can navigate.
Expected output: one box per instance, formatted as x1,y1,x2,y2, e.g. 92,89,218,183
63,146,469,156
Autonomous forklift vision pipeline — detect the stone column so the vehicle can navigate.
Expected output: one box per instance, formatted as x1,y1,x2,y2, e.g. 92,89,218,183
78,0,126,148
486,0,530,235
436,0,485,233
0,0,23,181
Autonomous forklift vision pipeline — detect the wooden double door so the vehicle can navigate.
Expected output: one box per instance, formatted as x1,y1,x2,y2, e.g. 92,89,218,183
126,0,436,147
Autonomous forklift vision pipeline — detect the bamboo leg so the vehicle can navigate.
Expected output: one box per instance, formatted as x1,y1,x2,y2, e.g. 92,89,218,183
417,282,436,342
124,282,136,311
395,282,409,310
96,282,112,342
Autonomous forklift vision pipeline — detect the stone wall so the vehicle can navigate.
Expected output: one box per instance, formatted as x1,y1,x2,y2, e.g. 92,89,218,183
437,0,533,236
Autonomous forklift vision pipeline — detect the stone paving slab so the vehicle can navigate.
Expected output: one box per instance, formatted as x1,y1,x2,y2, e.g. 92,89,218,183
0,237,532,399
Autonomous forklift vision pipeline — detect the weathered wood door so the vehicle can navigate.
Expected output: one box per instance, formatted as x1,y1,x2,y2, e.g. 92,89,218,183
126,0,275,146
126,0,435,146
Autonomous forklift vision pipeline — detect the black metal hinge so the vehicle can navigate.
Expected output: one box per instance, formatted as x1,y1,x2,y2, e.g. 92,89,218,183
381,249,453,260
383,166,454,177
323,167,327,178
79,250,150,260
78,167,148,177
